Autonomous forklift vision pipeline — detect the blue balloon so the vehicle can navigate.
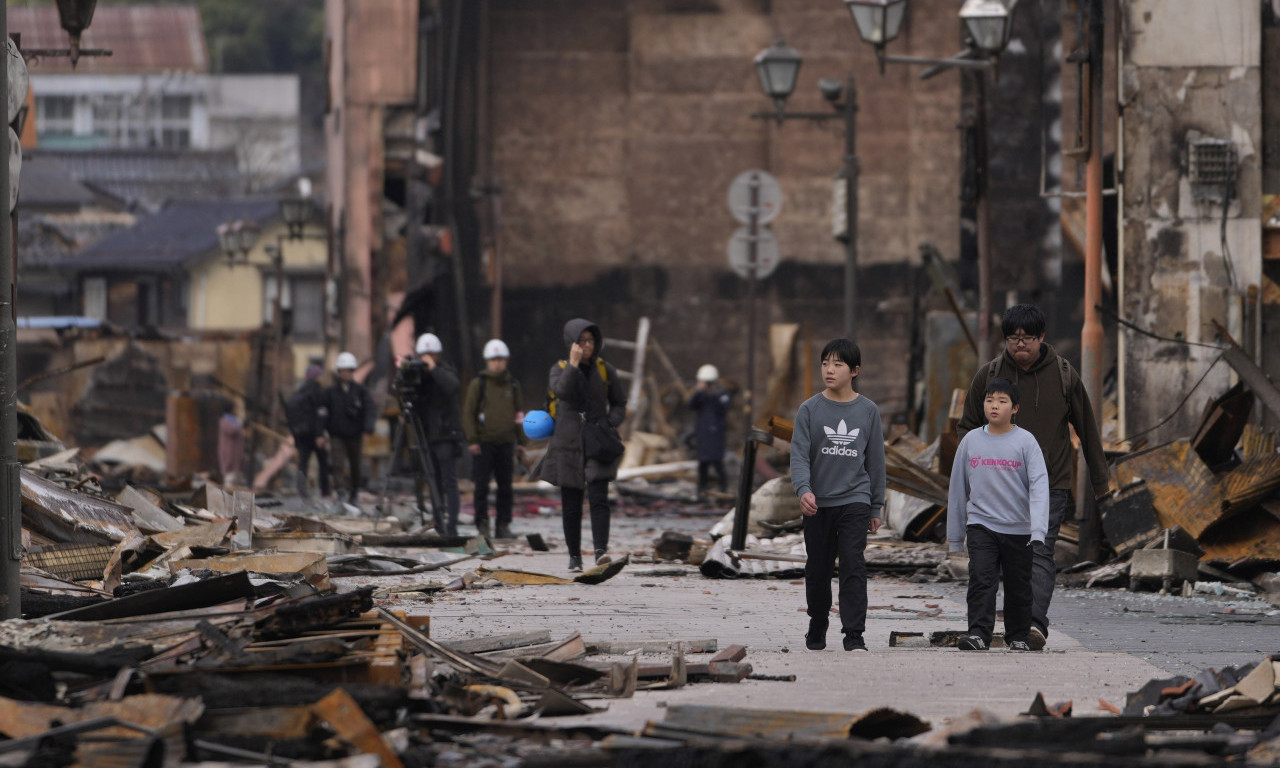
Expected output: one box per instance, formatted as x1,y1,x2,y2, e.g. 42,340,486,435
522,410,555,440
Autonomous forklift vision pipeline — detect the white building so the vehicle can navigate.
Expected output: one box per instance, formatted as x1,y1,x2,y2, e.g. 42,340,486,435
32,73,301,187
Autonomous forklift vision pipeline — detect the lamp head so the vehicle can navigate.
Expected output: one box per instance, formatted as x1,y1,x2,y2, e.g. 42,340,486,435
959,0,1014,55
754,39,803,117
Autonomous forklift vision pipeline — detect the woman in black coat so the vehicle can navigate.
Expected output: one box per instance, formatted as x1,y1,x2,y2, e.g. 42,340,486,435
541,318,627,571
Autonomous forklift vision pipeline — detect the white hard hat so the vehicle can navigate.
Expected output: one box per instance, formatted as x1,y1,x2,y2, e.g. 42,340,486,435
483,339,510,360
336,352,358,370
415,333,443,355
696,364,720,382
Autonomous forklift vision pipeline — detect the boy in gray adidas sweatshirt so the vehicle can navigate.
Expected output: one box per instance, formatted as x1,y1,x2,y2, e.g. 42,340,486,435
948,378,1049,651
791,339,885,652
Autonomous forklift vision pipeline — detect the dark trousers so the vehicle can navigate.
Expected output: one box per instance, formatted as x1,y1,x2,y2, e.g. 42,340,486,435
561,480,611,558
803,502,871,637
472,442,515,527
697,460,726,493
295,435,331,497
418,442,461,537
1032,489,1071,636
331,435,363,501
966,524,1033,645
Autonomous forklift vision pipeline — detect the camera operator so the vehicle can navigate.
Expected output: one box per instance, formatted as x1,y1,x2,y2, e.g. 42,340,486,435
396,333,465,536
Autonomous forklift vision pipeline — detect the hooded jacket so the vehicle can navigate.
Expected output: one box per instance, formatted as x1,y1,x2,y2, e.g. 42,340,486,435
541,318,627,489
956,342,1109,496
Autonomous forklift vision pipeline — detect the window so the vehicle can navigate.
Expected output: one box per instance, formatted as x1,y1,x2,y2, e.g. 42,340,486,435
160,95,192,148
37,95,75,136
161,95,192,120
264,274,325,341
161,128,191,148
83,277,107,320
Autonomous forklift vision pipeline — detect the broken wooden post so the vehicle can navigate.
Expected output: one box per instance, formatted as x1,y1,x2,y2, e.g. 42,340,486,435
730,427,775,550
1211,319,1280,422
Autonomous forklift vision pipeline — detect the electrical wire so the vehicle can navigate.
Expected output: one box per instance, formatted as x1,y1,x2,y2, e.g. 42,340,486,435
1094,303,1227,350
1121,351,1225,445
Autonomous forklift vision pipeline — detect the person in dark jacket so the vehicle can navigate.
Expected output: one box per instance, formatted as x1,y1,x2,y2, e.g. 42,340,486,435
956,304,1111,651
463,338,528,539
287,364,331,498
541,318,627,571
399,332,464,537
326,352,377,506
688,363,731,497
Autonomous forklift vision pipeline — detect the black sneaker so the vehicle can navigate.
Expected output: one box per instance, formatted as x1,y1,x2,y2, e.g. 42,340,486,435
843,634,868,652
1027,627,1047,650
475,519,491,538
568,555,583,572
1009,640,1032,652
805,619,828,650
495,524,514,539
957,635,988,651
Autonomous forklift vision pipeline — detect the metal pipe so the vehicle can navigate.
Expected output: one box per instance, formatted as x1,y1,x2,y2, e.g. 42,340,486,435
843,75,859,341
975,72,992,363
1077,0,1106,563
745,174,759,429
0,0,19,619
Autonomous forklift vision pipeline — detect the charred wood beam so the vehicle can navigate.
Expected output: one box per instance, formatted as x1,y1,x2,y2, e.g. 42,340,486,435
47,571,256,622
0,643,154,676
254,587,374,641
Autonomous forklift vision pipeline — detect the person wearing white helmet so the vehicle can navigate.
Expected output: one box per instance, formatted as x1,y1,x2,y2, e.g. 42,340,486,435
688,364,731,499
463,338,528,539
396,331,464,535
326,351,376,505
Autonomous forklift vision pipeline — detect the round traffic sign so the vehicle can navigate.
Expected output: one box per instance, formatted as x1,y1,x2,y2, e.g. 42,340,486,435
727,226,781,279
728,170,783,225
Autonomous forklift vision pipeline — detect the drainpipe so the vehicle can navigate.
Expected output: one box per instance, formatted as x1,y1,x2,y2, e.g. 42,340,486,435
1077,0,1105,562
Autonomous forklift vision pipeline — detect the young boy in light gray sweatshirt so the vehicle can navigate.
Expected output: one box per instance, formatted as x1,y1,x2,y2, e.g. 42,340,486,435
948,378,1049,651
791,338,885,652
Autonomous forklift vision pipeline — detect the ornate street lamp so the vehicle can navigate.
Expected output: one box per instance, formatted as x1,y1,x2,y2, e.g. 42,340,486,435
843,0,907,49
753,39,801,121
216,220,257,264
279,196,311,240
54,0,99,68
959,0,1014,55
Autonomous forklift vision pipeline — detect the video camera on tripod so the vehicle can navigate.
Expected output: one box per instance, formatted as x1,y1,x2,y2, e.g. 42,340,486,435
381,358,447,530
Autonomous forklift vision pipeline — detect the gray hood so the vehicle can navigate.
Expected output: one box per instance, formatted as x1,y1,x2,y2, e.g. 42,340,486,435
562,318,602,358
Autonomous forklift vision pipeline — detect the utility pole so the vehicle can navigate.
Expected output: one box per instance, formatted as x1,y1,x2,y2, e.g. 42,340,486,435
0,1,20,619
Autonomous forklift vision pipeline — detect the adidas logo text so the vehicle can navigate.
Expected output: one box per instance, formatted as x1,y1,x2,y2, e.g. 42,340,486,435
821,445,860,457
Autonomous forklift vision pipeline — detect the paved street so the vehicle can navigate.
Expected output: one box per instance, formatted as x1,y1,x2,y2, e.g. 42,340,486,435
336,500,1280,734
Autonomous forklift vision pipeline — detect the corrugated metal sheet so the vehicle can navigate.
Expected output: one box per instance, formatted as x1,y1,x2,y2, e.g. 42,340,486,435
20,469,136,544
8,5,208,74
1116,439,1223,538
1199,508,1280,564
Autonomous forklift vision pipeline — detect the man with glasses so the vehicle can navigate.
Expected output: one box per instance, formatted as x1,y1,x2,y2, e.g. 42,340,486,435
956,304,1111,650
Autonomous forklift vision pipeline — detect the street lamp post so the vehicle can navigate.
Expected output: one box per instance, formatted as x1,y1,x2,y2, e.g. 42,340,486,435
843,0,1016,361
751,40,860,341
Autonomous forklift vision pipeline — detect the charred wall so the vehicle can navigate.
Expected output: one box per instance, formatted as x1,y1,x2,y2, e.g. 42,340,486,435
481,0,1064,425
1119,0,1263,443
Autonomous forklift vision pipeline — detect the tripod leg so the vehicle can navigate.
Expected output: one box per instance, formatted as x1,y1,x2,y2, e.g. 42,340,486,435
379,417,407,516
408,410,447,533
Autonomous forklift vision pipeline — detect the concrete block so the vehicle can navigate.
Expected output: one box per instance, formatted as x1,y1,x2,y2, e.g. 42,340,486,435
1129,548,1199,590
